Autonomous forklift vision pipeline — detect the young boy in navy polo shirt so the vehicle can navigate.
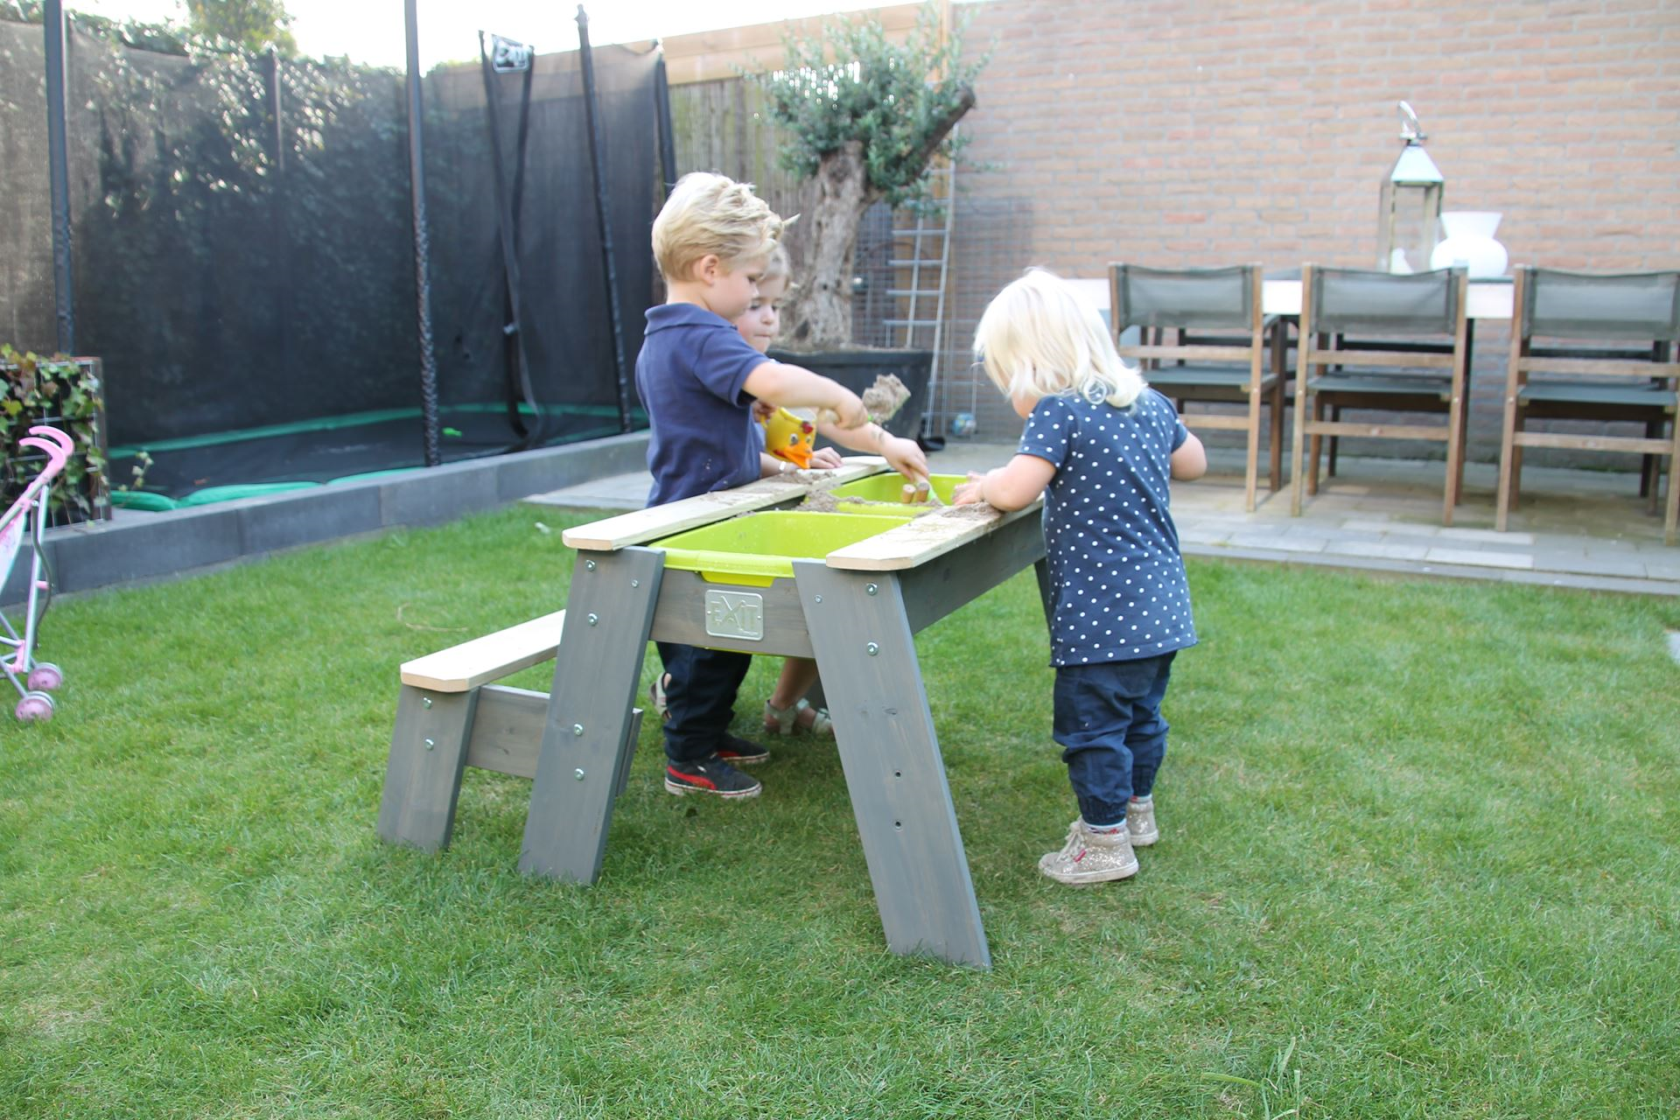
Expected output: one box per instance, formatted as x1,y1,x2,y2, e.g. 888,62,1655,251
638,172,872,799
955,269,1207,885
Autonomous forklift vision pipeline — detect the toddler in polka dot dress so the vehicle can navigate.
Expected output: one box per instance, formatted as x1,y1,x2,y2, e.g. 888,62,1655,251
953,268,1207,886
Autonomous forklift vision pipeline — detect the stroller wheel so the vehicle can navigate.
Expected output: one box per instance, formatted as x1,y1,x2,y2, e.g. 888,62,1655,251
27,663,62,692
15,691,55,722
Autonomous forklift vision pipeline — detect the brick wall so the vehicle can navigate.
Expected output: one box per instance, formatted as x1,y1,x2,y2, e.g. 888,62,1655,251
944,0,1680,456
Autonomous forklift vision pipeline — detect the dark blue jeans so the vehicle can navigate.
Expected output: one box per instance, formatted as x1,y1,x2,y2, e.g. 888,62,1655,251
656,641,753,764
1052,652,1176,827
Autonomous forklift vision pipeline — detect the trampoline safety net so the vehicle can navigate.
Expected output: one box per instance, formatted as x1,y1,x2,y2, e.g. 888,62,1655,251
0,18,661,502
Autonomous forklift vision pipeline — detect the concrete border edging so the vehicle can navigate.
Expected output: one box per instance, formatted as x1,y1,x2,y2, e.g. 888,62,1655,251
4,433,650,603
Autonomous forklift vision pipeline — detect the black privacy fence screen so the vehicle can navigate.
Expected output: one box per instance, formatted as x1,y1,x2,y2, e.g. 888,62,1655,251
0,12,664,507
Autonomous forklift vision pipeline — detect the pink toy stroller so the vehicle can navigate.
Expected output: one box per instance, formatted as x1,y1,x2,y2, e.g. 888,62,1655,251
1,425,73,722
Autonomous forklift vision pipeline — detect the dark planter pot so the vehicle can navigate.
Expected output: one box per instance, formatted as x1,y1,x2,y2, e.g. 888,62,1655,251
768,347,933,442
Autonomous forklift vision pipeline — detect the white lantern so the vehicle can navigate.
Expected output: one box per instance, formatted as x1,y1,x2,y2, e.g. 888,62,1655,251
1376,102,1444,274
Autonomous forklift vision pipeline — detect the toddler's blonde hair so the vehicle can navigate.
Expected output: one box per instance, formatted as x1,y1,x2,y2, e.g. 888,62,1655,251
973,268,1145,410
759,244,792,286
652,172,784,283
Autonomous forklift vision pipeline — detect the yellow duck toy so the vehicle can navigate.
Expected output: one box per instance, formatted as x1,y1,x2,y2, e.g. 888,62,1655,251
764,407,817,469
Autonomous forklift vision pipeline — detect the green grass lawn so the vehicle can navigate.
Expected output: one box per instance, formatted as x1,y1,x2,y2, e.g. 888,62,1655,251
2,505,1677,1118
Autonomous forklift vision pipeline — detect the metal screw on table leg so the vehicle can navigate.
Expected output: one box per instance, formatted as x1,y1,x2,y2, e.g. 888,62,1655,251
422,696,433,709
866,584,878,596
631,579,639,588
587,614,598,626
574,769,586,781
866,642,879,656
586,559,596,571
573,724,584,736
813,595,822,603
424,738,435,750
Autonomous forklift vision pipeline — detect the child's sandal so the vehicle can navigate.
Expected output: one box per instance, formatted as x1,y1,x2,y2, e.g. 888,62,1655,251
763,698,834,737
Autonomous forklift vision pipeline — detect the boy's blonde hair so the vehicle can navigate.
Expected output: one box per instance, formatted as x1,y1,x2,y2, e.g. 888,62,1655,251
652,172,784,283
973,268,1145,410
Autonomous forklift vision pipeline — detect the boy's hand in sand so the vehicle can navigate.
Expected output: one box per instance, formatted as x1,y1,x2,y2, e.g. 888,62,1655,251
952,470,989,505
881,435,929,482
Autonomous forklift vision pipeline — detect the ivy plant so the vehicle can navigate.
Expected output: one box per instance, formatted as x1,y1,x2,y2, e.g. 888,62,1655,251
1,345,109,522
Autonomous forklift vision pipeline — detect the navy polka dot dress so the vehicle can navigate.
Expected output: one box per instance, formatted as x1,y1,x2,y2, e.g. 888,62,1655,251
1017,388,1198,668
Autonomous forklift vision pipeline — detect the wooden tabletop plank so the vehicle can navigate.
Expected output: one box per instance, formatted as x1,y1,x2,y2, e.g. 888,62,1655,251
824,498,1044,572
561,458,888,551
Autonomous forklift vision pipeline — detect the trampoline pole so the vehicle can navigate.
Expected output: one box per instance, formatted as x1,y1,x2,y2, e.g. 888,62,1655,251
577,5,633,433
43,0,75,355
654,43,677,192
404,0,442,468
478,31,544,451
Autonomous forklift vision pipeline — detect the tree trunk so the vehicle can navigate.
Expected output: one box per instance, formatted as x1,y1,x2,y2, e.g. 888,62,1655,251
779,140,876,351
776,85,976,352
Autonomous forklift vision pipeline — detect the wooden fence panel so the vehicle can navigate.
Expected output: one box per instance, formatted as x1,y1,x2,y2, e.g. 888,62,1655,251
668,79,802,214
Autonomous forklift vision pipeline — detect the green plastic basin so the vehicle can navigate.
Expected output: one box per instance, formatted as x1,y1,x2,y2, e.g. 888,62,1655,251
828,472,966,510
654,510,907,585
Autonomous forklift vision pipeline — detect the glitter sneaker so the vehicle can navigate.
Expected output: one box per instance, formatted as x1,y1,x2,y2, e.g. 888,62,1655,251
1038,820,1138,885
1127,799,1159,847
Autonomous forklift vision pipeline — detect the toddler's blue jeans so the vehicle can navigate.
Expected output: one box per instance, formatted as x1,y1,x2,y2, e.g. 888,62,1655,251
1052,652,1176,826
656,641,752,764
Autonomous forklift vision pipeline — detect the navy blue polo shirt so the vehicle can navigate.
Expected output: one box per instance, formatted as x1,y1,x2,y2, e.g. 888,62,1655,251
1018,388,1198,667
635,303,770,507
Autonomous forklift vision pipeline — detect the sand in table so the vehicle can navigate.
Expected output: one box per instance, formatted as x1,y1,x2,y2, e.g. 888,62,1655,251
861,374,911,423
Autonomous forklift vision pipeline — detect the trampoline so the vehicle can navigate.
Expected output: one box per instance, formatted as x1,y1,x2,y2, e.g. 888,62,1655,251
6,11,670,513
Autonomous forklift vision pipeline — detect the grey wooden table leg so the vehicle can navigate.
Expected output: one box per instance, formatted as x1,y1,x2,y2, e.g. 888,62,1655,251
793,561,990,968
1033,556,1054,630
520,548,664,883
378,686,479,852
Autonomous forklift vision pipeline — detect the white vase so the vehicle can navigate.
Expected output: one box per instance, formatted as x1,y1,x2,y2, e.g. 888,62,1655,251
1430,211,1508,278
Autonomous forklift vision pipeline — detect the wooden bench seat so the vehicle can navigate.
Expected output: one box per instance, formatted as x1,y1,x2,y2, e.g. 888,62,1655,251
400,609,567,692
379,607,642,853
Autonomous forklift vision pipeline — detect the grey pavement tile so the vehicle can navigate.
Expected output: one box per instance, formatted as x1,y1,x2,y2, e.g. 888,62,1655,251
1544,556,1651,579
1313,527,1391,544
1424,547,1534,570
1220,522,1291,540
1228,533,1329,553
1342,519,1440,538
1437,525,1534,545
1324,540,1432,561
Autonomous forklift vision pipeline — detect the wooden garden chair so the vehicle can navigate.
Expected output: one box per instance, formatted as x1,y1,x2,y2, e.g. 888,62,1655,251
1291,265,1469,525
1496,267,1680,545
1108,263,1285,511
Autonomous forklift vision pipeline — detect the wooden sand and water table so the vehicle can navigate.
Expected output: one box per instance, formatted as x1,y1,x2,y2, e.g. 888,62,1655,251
378,456,1048,968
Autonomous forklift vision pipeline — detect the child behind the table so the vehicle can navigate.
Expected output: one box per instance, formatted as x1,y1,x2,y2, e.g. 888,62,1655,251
636,172,870,801
732,245,929,740
953,268,1207,886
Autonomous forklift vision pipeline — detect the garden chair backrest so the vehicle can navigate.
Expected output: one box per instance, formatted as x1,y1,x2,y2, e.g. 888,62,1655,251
1308,266,1464,338
1109,264,1257,333
1521,268,1680,345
